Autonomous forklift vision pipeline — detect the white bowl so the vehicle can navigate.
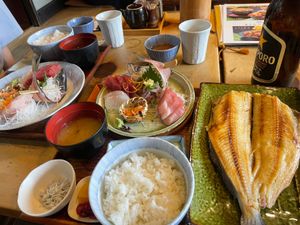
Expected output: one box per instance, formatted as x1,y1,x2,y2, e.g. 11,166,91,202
89,137,195,225
17,159,76,217
27,25,74,61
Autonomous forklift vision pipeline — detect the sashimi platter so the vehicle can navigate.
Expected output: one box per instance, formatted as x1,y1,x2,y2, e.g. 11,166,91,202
96,59,195,137
0,62,85,130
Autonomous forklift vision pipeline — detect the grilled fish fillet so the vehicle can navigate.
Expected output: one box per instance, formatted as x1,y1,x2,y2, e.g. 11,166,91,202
207,91,263,225
252,93,300,209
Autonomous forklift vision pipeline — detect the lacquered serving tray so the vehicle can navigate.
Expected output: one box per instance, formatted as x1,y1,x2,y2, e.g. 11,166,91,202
190,83,300,225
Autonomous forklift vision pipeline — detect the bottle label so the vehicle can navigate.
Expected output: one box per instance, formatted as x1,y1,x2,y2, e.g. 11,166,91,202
253,24,286,83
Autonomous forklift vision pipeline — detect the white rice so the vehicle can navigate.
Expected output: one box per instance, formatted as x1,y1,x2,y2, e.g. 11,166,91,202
33,29,67,45
102,151,186,225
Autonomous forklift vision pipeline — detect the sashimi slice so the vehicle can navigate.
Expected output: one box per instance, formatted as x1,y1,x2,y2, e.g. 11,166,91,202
158,88,184,120
5,94,35,115
102,75,136,96
35,64,62,80
21,64,62,89
104,91,130,111
163,106,185,126
157,88,185,125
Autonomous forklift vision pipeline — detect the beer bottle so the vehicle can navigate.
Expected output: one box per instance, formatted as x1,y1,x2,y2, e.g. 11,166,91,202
252,0,300,87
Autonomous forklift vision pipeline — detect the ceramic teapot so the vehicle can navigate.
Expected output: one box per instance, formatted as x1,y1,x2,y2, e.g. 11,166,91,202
121,3,148,29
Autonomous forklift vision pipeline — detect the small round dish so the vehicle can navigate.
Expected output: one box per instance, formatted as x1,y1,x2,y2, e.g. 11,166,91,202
144,34,180,63
68,176,98,223
45,102,107,158
17,159,76,217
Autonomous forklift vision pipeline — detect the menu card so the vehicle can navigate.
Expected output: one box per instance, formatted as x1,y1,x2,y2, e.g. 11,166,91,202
215,3,269,46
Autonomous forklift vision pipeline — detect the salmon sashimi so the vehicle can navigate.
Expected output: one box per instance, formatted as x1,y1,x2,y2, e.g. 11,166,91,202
157,88,185,125
252,93,300,209
207,91,263,225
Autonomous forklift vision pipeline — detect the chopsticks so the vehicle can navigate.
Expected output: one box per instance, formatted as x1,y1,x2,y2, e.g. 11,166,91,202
84,45,112,85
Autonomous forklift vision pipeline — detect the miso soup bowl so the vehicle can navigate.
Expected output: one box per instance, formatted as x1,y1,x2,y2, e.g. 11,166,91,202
45,102,107,158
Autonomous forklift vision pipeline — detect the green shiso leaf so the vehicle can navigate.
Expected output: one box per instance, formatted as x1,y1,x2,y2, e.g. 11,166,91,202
142,66,163,88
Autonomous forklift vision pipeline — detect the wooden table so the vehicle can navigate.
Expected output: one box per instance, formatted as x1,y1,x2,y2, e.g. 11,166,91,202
0,8,220,224
223,46,300,87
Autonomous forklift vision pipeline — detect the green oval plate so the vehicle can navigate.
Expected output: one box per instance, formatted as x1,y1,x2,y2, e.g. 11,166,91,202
96,70,195,137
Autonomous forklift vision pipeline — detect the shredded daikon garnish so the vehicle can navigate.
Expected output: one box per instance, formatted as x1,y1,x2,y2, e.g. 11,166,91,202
42,77,63,102
0,100,49,128
39,178,71,210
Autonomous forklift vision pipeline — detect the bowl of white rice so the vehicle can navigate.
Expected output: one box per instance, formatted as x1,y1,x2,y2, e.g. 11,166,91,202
27,25,74,61
89,137,194,225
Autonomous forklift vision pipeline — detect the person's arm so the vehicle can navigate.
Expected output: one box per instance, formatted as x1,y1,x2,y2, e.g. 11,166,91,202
2,46,15,70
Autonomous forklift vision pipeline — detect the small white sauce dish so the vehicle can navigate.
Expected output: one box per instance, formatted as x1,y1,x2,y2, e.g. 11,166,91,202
68,176,98,223
17,159,76,217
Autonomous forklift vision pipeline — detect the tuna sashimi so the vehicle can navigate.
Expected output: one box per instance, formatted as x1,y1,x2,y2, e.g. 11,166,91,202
21,64,62,89
102,75,136,96
157,88,185,125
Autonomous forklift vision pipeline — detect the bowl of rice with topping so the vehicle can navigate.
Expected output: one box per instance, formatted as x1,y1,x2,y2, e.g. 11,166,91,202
89,137,194,225
27,25,73,61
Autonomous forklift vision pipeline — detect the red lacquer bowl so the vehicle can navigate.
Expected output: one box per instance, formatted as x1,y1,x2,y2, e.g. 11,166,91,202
45,102,107,158
59,33,99,70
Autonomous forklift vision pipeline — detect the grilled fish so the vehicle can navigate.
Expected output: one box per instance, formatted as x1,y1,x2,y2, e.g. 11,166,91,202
252,93,300,209
207,91,263,225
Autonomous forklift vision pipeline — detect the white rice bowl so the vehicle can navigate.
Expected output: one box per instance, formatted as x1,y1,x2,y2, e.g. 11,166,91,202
89,137,194,225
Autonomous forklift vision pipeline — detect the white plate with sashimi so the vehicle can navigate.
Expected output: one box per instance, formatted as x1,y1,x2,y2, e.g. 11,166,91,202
0,62,85,130
96,60,195,137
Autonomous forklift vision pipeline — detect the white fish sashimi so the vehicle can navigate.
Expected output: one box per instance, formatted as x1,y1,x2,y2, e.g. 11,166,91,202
104,91,130,111
0,94,49,127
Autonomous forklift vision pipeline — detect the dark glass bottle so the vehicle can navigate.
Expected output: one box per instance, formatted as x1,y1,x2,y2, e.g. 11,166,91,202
252,0,300,87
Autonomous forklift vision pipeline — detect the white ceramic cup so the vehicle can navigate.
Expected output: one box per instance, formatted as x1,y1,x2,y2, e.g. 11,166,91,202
179,19,211,64
96,10,124,48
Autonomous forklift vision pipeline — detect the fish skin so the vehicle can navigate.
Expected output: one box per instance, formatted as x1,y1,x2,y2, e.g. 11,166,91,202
207,91,263,225
252,94,300,209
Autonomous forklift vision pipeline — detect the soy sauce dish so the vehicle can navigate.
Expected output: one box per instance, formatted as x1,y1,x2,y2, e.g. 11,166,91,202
45,102,107,158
